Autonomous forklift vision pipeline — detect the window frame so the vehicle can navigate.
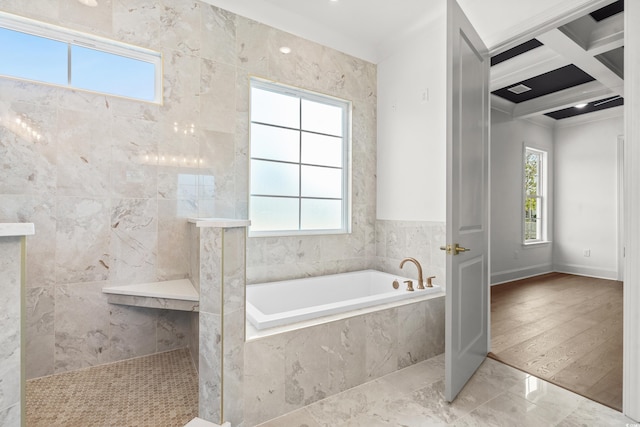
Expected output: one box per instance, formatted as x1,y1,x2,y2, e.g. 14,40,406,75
522,145,549,245
248,78,352,237
0,11,162,104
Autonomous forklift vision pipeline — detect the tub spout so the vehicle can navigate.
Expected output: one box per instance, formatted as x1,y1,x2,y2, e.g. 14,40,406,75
399,257,424,290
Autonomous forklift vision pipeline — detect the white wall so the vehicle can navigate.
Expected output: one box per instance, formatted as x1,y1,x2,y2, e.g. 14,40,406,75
490,109,554,284
553,115,623,280
376,2,447,222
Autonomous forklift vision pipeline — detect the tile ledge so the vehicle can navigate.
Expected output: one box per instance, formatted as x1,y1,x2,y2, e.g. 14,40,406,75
102,279,198,301
0,222,35,237
188,217,250,228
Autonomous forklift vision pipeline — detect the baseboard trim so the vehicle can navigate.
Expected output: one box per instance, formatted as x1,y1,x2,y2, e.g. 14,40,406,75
490,264,553,286
553,264,619,280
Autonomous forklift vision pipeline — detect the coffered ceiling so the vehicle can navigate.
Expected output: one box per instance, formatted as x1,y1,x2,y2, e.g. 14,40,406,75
490,0,624,123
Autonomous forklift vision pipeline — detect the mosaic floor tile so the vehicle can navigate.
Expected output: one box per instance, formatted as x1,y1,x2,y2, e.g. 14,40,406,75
26,348,198,427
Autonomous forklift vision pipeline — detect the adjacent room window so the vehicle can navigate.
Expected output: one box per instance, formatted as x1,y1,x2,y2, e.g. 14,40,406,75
0,11,161,103
524,147,548,243
249,79,351,235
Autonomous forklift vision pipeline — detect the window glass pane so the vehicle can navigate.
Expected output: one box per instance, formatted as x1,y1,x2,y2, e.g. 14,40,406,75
249,79,349,235
251,159,299,197
524,148,546,242
301,165,342,199
525,196,539,240
301,99,343,136
250,197,299,231
71,45,155,101
525,151,540,195
0,27,67,85
301,133,342,167
251,87,300,128
525,219,537,240
251,123,300,162
301,199,342,230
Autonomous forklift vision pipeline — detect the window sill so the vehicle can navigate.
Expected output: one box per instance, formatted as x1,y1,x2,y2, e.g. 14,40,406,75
522,241,551,248
249,229,350,238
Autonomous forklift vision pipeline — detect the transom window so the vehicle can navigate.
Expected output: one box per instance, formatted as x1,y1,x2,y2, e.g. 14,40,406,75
524,147,548,243
0,11,161,103
249,79,351,235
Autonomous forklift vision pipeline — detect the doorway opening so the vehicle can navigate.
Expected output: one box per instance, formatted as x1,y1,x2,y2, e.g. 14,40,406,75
488,0,624,412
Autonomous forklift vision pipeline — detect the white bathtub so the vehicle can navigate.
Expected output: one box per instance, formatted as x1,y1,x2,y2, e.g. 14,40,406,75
246,269,442,330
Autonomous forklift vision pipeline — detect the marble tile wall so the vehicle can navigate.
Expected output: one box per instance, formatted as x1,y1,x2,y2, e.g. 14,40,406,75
0,0,236,377
244,296,445,426
0,237,23,427
375,220,447,291
0,0,446,383
241,20,378,285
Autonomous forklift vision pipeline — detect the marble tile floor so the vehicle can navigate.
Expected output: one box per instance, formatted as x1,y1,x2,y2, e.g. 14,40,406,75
258,354,635,427
23,348,636,427
26,348,198,427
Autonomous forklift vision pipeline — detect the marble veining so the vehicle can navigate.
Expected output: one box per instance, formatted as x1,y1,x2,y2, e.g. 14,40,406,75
109,304,157,361
0,237,23,426
194,224,247,425
244,296,445,426
26,287,55,379
258,355,635,427
0,0,446,396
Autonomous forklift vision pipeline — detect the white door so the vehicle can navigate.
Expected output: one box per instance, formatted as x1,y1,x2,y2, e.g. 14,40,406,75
444,0,490,402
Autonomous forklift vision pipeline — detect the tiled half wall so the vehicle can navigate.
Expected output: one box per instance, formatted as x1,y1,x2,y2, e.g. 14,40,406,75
243,296,445,426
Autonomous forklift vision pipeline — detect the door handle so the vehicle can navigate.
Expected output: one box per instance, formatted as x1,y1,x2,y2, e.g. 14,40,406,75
440,244,452,254
454,244,470,255
440,243,471,255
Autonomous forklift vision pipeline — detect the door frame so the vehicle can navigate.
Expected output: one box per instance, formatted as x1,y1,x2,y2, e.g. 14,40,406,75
623,0,640,419
618,135,624,281
485,0,638,420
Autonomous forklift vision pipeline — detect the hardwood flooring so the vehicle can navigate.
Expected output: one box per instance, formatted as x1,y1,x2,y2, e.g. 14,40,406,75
489,272,623,411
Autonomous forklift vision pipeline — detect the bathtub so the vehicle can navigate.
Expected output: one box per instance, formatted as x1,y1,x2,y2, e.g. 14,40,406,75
246,269,442,330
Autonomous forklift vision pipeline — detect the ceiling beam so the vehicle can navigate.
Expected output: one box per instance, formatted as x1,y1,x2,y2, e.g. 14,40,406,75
488,0,618,55
537,28,623,96
597,48,624,78
512,80,614,118
553,103,623,128
490,45,571,91
491,94,515,115
558,12,624,56
587,13,624,56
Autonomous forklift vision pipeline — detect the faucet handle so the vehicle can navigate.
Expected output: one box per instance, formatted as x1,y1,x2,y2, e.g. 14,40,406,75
404,280,414,292
426,276,436,287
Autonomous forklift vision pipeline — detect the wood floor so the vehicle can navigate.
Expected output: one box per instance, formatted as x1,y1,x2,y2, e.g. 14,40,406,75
489,272,623,411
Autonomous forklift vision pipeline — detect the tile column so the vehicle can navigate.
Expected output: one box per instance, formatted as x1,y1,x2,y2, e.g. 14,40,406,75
189,218,250,427
0,223,35,427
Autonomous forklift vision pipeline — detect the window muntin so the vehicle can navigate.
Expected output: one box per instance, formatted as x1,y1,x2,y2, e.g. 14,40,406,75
0,11,161,103
524,147,547,243
249,79,351,235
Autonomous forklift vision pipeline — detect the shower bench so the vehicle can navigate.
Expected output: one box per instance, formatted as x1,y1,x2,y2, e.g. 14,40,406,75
102,278,199,312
